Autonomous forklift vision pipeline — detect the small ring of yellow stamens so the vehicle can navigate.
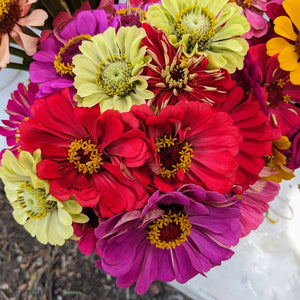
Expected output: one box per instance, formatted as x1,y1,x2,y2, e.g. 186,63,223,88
174,5,216,52
116,7,146,22
96,53,134,97
68,139,103,174
16,181,57,220
147,209,192,249
155,135,193,178
54,34,92,76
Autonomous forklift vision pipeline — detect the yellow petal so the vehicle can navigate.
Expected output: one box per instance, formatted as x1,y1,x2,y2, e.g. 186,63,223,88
278,45,299,71
274,16,297,41
283,0,300,32
266,37,291,56
289,63,300,85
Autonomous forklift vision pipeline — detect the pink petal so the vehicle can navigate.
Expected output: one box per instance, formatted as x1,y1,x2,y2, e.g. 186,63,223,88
18,9,48,27
0,34,10,68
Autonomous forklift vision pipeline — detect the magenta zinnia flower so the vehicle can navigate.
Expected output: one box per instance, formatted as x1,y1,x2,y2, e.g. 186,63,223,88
285,123,300,170
19,89,154,217
141,23,234,110
29,9,120,98
131,101,241,194
95,184,241,294
250,43,300,140
0,82,39,158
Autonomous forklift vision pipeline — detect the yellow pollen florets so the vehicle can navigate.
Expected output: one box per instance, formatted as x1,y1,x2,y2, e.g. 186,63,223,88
147,209,192,249
54,34,92,76
155,135,193,178
16,181,57,220
68,139,103,174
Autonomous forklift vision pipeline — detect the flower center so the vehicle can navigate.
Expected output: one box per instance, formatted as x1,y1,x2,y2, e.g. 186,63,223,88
229,0,253,8
68,139,103,174
54,34,92,77
174,5,216,53
147,207,191,249
0,0,21,35
96,54,134,97
16,181,57,220
155,135,193,178
116,7,146,26
266,79,290,107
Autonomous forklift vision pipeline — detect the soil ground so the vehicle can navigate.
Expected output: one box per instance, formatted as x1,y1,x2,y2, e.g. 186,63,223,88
0,181,192,300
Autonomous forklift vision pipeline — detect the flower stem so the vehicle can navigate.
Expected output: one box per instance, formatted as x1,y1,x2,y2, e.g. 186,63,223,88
5,63,29,71
9,46,27,58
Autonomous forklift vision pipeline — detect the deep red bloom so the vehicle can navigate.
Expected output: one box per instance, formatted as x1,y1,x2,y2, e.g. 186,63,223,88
216,86,272,192
141,23,234,111
19,89,154,217
250,43,300,141
131,101,241,194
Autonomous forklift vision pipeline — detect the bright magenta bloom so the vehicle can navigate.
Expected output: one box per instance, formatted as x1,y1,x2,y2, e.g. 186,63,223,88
131,101,241,194
19,89,154,217
95,184,241,294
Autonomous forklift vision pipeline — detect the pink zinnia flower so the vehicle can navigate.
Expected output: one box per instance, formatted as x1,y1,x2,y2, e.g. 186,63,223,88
0,0,48,68
95,184,241,294
285,124,300,170
29,9,120,98
131,101,241,194
141,23,234,110
19,89,154,217
231,0,269,39
240,172,280,237
0,82,39,158
250,43,300,140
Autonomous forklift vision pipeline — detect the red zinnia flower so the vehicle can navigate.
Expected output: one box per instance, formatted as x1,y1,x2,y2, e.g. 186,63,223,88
19,89,154,217
216,86,272,192
141,23,234,111
131,101,241,194
250,43,300,141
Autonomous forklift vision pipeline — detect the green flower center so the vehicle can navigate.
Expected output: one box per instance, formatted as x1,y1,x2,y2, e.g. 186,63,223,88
16,182,57,220
174,5,217,53
147,207,191,249
155,135,193,178
0,0,21,35
96,54,135,97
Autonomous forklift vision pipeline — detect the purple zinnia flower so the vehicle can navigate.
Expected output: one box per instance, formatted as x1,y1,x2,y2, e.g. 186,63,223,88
0,82,38,158
286,124,300,170
94,184,241,294
29,10,120,98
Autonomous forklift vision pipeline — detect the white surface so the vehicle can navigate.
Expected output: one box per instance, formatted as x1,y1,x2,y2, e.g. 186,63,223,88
1,69,300,300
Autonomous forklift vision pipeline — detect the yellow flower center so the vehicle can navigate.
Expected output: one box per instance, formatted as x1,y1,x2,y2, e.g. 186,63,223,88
147,207,191,249
68,139,103,174
229,0,253,8
16,181,57,220
174,5,216,53
96,54,134,97
155,135,193,178
116,7,146,22
0,0,21,35
54,34,92,77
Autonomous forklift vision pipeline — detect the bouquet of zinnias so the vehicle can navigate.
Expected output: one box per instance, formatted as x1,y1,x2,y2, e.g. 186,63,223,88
0,0,300,294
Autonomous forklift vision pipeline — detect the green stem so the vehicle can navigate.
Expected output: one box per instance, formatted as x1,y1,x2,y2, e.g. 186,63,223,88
9,46,27,58
5,62,29,71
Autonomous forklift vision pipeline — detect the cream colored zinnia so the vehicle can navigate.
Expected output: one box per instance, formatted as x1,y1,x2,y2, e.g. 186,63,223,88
73,26,154,113
0,150,88,246
145,0,250,73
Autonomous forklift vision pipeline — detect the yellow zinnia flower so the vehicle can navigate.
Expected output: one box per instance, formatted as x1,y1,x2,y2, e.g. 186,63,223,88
0,150,88,246
145,0,250,73
266,0,300,85
73,26,154,113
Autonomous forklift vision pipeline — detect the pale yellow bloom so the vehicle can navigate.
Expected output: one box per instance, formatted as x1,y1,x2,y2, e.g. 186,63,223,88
0,150,88,246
